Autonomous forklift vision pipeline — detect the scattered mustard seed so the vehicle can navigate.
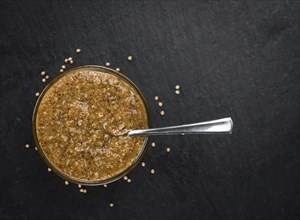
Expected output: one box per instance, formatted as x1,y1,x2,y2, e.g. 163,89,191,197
47,168,51,172
78,184,82,188
70,60,74,64
158,102,163,107
64,58,68,63
127,179,132,183
105,62,110,67
109,203,114,208
68,57,72,61
80,188,84,193
42,78,46,82
175,85,180,90
141,162,146,167
65,180,69,185
83,189,87,193
104,184,108,188
154,96,159,101
34,146,38,151
62,65,66,69
166,147,171,152
150,169,155,174
123,176,128,181
45,75,49,79
25,144,30,148
76,48,81,53
60,69,64,73
116,67,120,72
151,142,156,147
128,56,133,61
175,90,180,95
35,92,40,97
160,110,165,116
41,71,46,76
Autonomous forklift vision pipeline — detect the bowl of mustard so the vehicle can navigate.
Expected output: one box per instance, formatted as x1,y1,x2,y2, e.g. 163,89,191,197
32,65,150,185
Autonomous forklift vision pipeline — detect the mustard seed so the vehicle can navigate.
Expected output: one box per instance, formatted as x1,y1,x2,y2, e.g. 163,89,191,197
25,144,29,148
154,96,159,101
175,85,180,90
109,203,114,208
62,65,66,69
35,92,40,97
105,62,110,67
65,180,69,185
64,58,68,63
158,102,163,107
104,184,107,188
45,75,49,79
116,68,120,72
160,110,165,116
80,189,84,193
150,169,155,174
166,147,171,152
127,179,131,183
141,162,146,167
34,147,38,151
78,184,82,188
151,142,156,147
76,48,81,53
70,60,74,64
68,57,72,61
83,189,87,193
42,78,46,82
60,69,64,73
127,56,133,61
41,71,46,76
175,90,180,94
123,176,128,180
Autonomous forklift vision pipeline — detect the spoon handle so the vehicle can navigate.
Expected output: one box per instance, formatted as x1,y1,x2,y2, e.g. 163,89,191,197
128,117,233,136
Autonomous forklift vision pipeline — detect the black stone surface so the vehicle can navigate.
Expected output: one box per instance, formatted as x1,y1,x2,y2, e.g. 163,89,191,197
0,1,299,219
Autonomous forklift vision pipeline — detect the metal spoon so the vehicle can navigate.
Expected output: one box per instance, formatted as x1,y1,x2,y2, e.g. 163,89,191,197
108,117,233,136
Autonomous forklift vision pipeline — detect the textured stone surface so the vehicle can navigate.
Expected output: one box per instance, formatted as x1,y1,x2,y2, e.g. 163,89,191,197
0,1,299,219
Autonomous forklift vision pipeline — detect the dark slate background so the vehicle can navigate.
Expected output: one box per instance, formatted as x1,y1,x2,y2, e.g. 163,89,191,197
0,1,299,219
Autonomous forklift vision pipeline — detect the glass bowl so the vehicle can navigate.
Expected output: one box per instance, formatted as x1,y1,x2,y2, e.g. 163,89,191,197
32,65,151,186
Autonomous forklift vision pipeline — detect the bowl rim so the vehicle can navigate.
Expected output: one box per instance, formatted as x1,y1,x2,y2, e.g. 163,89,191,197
32,65,151,186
